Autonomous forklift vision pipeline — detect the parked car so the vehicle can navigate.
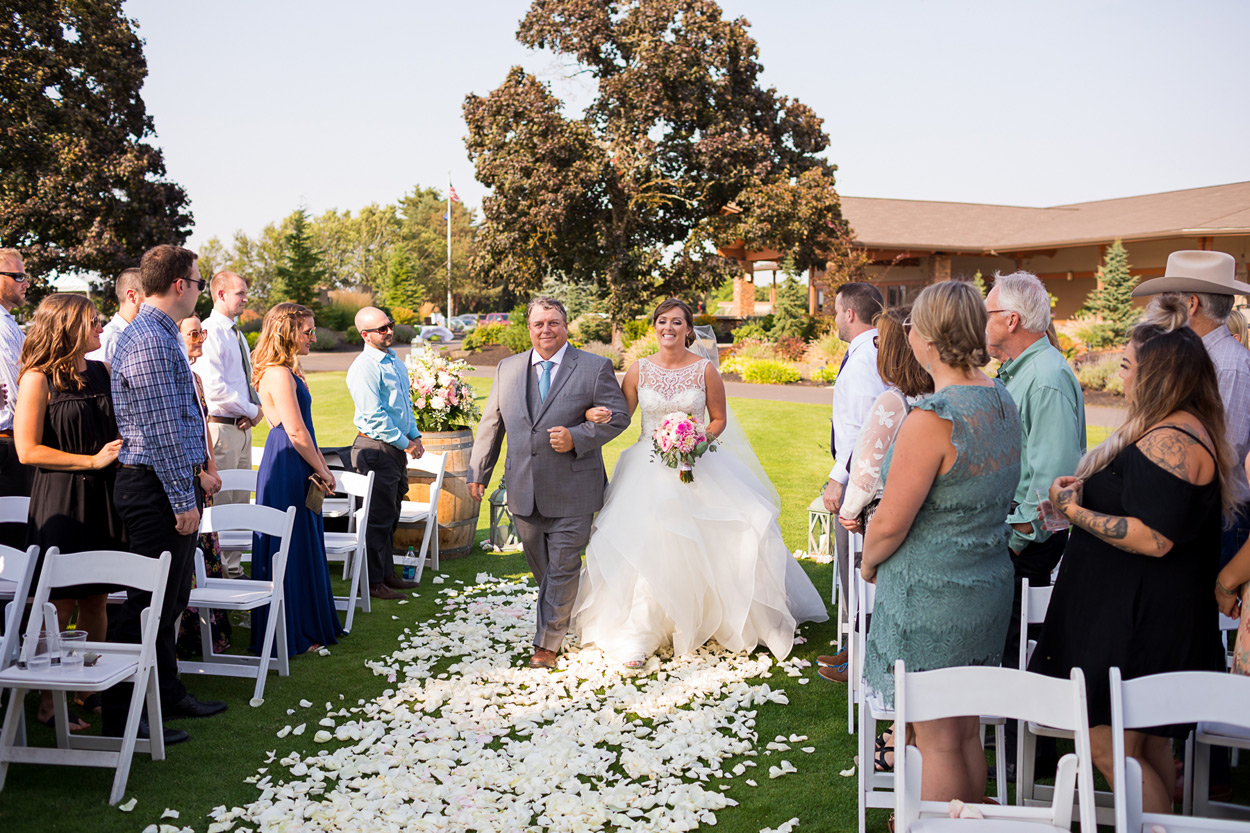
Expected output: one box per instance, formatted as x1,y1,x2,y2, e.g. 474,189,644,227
483,312,511,325
451,315,477,333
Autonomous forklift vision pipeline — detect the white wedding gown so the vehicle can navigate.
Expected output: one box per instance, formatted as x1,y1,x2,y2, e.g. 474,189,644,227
572,357,828,662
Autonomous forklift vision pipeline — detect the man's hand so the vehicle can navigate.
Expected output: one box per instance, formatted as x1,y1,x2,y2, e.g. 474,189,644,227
174,507,201,536
548,426,573,453
822,479,845,514
468,482,486,502
407,438,425,459
237,415,254,431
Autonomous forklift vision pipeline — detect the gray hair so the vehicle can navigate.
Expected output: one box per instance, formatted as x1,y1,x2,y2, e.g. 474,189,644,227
526,296,567,324
1194,292,1234,324
992,271,1051,333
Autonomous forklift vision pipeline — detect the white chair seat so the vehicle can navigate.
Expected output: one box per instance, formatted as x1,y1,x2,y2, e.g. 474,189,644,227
323,532,359,554
0,579,17,601
322,497,350,519
188,584,274,608
912,820,1069,833
216,531,253,550
398,500,432,524
0,644,139,692
1197,721,1250,743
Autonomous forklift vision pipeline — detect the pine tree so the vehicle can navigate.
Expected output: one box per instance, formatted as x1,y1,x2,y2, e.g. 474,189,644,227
972,270,988,298
1085,240,1137,341
384,246,422,310
771,275,809,340
273,208,326,309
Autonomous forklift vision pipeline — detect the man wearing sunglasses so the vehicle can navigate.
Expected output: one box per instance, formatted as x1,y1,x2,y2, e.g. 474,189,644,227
0,249,31,542
347,305,424,600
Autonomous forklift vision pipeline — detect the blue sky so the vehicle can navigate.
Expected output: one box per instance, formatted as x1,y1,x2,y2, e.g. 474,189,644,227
121,0,1250,252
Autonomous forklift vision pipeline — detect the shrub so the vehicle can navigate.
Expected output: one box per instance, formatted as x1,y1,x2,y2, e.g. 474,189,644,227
238,309,263,333
1104,371,1124,396
245,331,260,349
694,313,717,327
309,327,338,351
773,336,807,362
729,337,779,361
623,331,659,365
1074,320,1122,351
344,326,363,346
464,322,507,350
812,364,839,384
1055,331,1079,360
317,304,353,332
580,340,624,369
1074,354,1120,390
571,314,612,344
731,321,769,343
621,319,650,348
501,321,532,353
734,357,802,384
391,306,419,326
805,332,847,365
393,324,416,344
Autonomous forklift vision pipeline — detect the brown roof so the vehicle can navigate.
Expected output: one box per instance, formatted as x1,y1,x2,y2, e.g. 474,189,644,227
841,181,1250,253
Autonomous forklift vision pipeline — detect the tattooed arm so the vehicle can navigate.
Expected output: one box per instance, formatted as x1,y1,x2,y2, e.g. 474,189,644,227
1049,475,1174,557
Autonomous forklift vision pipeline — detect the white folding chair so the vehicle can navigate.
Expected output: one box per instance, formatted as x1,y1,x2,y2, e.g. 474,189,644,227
841,529,862,735
894,660,1097,833
250,445,265,468
178,504,296,702
0,498,30,606
213,468,259,561
0,545,39,748
323,470,374,632
0,548,172,805
397,451,447,584
1111,668,1250,831
1190,615,1250,819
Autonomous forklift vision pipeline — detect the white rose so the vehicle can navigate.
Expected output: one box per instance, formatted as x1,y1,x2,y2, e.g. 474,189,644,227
431,396,446,410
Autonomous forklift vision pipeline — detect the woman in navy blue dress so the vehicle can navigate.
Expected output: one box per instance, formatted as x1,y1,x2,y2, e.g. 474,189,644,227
249,302,342,656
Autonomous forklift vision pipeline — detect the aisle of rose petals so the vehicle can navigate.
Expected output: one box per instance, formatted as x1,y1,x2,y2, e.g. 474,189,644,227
190,573,813,833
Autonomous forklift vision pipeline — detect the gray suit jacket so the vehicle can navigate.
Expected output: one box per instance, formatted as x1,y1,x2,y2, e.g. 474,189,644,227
468,346,630,518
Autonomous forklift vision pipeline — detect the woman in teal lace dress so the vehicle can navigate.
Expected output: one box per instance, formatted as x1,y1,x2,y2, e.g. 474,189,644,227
861,281,1022,805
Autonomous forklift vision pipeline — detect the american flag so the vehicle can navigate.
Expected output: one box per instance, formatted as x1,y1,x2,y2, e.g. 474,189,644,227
448,184,462,203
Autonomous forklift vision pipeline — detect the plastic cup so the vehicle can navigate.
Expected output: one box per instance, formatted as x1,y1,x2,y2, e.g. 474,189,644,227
1035,488,1070,532
59,630,87,670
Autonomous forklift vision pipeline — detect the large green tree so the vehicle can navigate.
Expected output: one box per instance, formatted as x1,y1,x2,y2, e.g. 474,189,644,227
273,209,325,309
0,1,192,298
1085,239,1138,342
464,0,849,324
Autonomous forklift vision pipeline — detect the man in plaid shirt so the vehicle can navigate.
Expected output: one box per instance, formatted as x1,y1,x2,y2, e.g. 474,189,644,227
104,245,226,745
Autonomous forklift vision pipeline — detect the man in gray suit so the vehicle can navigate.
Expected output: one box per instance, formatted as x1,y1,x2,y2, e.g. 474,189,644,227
468,297,629,669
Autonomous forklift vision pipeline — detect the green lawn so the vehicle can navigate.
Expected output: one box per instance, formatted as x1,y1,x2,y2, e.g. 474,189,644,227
0,374,1121,832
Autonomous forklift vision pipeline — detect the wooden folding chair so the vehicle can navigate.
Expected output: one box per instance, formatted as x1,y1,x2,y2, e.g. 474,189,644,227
0,548,172,805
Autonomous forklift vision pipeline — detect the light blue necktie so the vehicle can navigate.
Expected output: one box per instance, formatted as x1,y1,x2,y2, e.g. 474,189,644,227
538,360,554,402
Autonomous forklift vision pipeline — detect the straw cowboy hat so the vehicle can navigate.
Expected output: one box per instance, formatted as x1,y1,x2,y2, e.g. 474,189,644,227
1131,250,1250,297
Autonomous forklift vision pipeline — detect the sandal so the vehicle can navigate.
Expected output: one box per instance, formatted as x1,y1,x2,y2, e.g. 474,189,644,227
78,693,103,715
875,730,893,755
874,743,894,772
38,709,90,732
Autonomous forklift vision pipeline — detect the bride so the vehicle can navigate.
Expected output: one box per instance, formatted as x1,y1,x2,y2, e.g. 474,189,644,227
572,298,828,668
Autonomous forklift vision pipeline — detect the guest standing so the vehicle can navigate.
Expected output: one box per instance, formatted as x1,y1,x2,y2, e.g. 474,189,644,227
1032,294,1231,814
821,282,886,679
347,306,424,601
195,271,261,578
106,244,226,745
86,267,143,364
250,302,342,655
862,280,1021,804
0,249,32,549
15,294,123,731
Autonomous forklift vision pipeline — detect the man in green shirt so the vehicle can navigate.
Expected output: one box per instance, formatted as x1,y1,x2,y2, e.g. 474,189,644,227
986,270,1086,774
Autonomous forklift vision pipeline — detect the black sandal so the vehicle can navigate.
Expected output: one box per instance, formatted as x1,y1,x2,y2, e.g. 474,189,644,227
874,743,894,772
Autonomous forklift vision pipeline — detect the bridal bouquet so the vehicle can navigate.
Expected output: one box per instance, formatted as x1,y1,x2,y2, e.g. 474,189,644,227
652,412,718,483
406,349,482,432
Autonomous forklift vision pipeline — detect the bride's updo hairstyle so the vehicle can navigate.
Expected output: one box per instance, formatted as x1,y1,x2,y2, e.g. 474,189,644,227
651,298,696,347
1074,292,1235,521
909,280,990,372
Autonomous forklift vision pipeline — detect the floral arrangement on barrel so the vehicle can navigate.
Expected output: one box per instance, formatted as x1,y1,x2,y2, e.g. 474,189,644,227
405,349,482,432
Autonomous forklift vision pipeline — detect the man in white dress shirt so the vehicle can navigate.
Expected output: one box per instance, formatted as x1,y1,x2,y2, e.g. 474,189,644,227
87,267,143,363
194,270,261,578
820,282,885,680
0,249,30,549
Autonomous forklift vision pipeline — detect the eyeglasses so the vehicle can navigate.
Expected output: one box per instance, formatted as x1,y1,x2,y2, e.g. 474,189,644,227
361,322,394,334
0,271,27,283
184,276,207,293
90,315,101,328
184,329,205,341
985,309,1015,317
301,328,317,338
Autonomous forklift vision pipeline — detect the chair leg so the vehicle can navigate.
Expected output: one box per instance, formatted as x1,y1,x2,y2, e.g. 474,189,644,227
1194,738,1212,817
857,702,872,833
110,670,150,805
254,600,282,701
414,521,433,585
146,667,165,762
199,605,213,660
992,722,1006,804
276,602,290,677
51,689,70,749
0,686,29,792
1018,723,1037,805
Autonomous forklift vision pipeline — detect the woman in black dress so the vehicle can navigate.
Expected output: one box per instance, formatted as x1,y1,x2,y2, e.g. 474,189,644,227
14,294,124,730
1031,295,1233,814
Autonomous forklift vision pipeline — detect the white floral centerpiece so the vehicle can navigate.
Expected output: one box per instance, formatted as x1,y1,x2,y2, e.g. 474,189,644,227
405,348,482,432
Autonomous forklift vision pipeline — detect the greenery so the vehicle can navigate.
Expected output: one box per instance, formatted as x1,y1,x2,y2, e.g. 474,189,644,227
621,319,651,348
972,269,988,298
722,355,802,384
391,306,419,326
1074,353,1123,393
463,322,507,351
1074,321,1122,351
0,1,192,306
463,0,851,325
272,208,326,309
805,331,847,366
382,245,421,310
770,274,809,340
622,331,660,365
570,314,613,345
812,364,839,384
732,322,770,343
309,327,338,351
244,331,259,350
1082,240,1138,344
344,326,363,346
579,340,625,369
392,324,416,344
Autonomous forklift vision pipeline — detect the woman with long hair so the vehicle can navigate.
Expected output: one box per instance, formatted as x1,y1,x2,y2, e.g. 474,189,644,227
14,293,124,730
860,281,1022,805
250,303,342,656
1032,294,1231,814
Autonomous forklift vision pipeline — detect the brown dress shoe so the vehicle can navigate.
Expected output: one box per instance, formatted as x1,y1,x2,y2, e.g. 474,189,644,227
529,648,557,669
369,582,406,600
817,649,848,667
383,574,419,590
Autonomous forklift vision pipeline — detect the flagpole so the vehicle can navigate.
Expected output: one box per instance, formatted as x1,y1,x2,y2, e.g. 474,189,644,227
446,171,453,319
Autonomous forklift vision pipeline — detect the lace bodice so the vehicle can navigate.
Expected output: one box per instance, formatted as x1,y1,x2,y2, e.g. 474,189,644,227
636,357,709,440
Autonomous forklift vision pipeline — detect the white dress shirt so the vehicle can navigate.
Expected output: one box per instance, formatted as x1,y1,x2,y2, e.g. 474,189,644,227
829,329,886,484
194,309,260,420
0,307,22,431
86,314,128,363
530,342,570,387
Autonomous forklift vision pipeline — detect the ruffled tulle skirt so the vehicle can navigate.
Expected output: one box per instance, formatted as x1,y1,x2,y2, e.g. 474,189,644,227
572,440,828,662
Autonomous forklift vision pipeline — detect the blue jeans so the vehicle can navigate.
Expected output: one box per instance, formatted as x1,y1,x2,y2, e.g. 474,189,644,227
1220,501,1250,568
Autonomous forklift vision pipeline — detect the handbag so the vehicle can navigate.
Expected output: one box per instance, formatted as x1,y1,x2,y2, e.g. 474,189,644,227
305,475,327,513
858,497,880,531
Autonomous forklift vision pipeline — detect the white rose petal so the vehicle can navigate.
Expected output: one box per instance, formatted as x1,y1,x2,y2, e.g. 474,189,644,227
292,723,306,736
161,809,179,819
118,798,137,812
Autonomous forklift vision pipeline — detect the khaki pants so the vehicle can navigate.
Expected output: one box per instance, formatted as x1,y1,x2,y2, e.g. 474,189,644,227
208,421,252,578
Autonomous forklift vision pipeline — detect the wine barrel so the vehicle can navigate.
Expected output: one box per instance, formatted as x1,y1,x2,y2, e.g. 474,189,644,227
393,428,480,560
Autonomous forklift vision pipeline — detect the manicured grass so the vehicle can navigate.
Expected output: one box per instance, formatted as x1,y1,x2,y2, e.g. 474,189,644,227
0,373,1122,832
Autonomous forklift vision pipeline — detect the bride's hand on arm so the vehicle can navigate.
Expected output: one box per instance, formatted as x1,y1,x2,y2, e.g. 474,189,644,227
703,363,727,437
584,406,613,424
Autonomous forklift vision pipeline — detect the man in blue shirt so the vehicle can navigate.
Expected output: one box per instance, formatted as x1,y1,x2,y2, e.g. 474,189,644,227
106,244,226,745
348,306,425,600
